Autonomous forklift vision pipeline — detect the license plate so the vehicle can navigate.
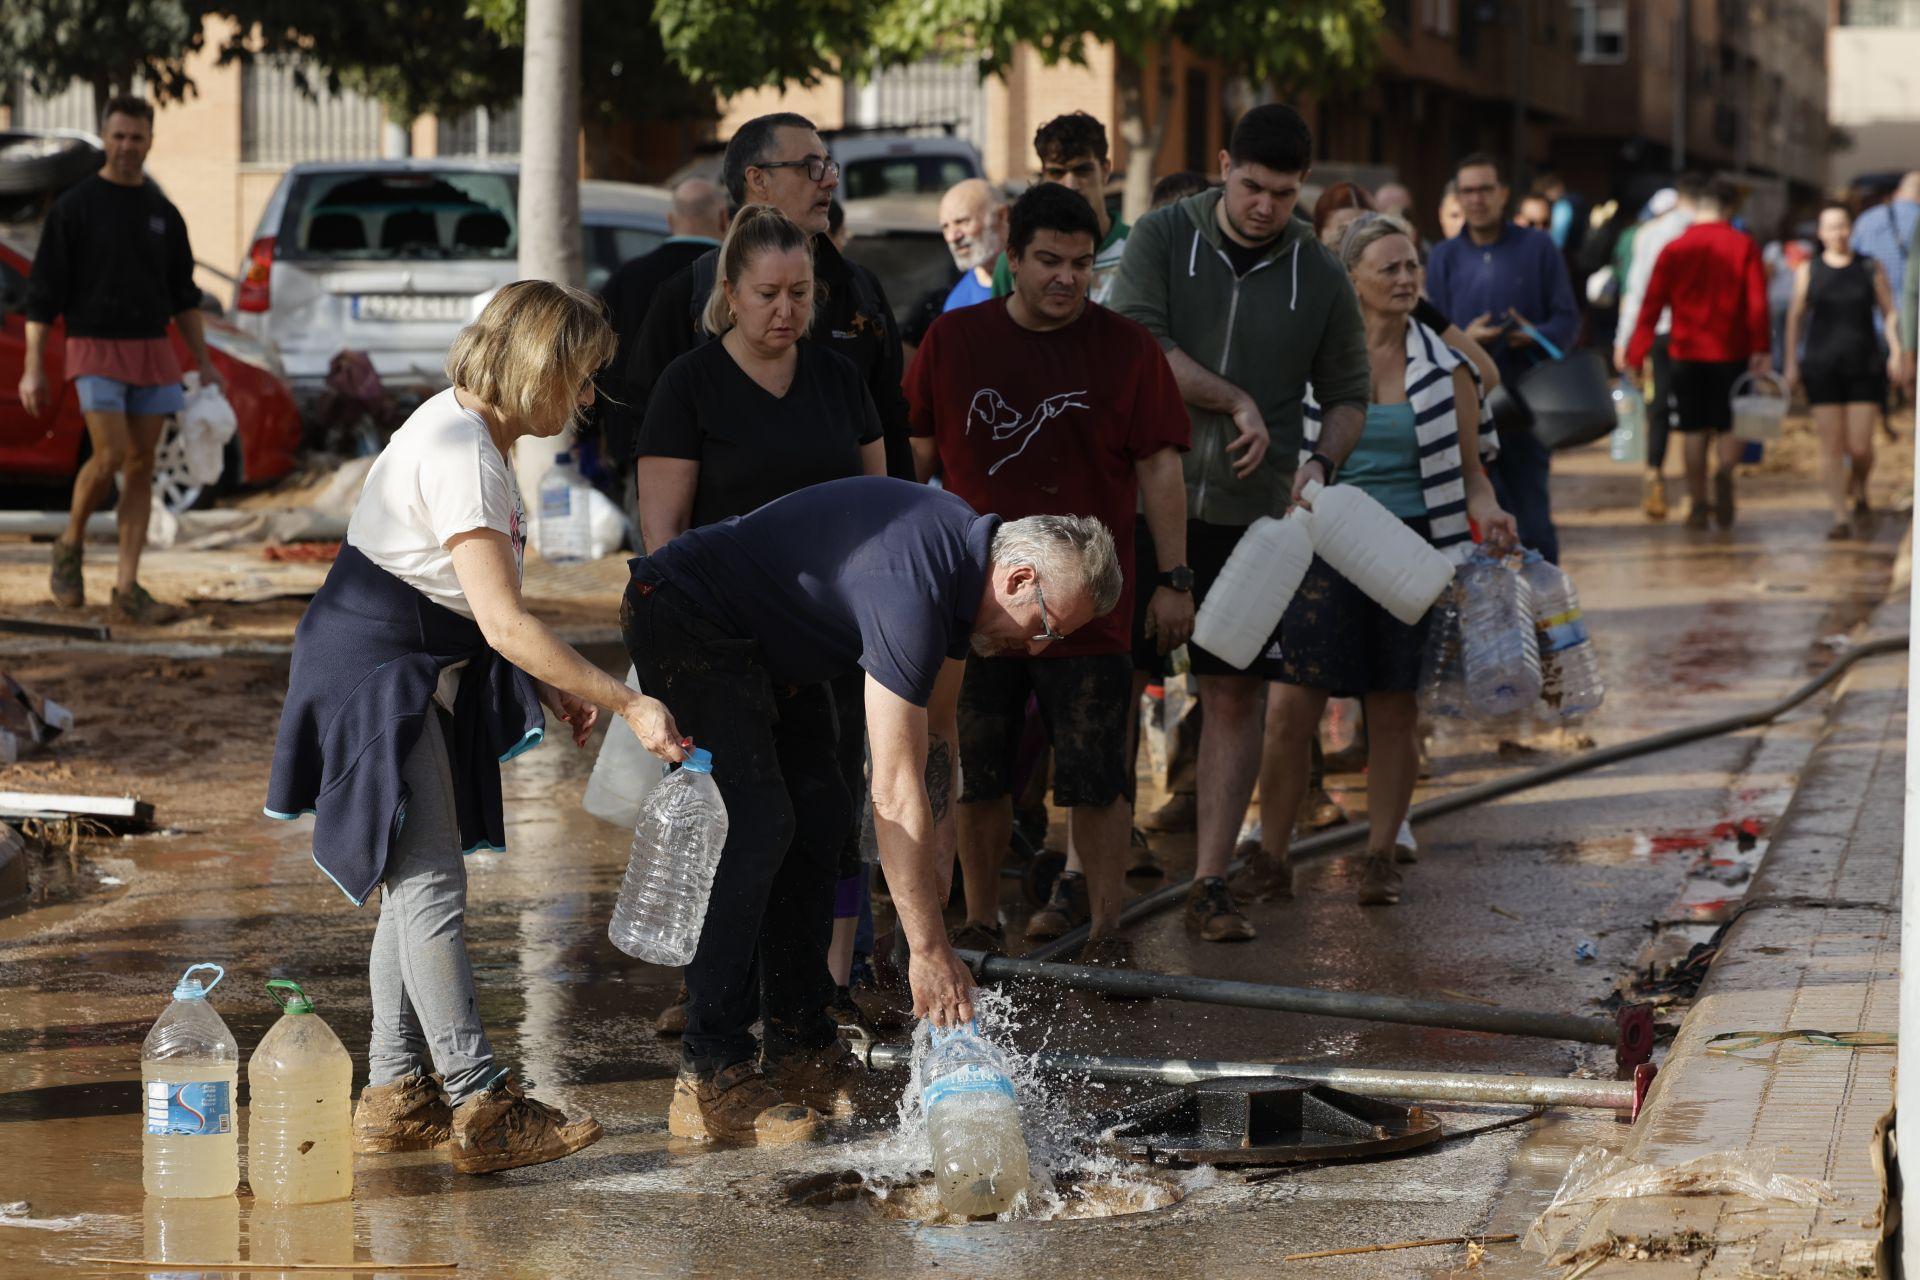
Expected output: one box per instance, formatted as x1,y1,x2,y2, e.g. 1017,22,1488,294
352,293,469,322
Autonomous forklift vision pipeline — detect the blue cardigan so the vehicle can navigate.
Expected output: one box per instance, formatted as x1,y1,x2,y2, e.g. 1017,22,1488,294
265,543,544,904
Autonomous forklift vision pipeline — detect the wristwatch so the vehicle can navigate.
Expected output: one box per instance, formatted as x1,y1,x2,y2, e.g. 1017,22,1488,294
1306,451,1339,483
1157,565,1195,593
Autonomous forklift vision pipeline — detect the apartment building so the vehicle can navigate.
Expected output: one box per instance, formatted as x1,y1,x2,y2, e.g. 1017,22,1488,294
1827,0,1920,186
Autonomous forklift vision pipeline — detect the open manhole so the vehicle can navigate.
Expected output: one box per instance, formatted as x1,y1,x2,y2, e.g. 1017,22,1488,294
1103,1076,1443,1166
783,1167,1185,1224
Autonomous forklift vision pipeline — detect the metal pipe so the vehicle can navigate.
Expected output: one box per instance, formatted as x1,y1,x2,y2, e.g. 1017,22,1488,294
1031,635,1911,963
955,950,1615,1046
858,1042,1636,1111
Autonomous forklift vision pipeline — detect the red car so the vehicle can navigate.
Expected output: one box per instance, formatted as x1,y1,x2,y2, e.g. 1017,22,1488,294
0,235,302,510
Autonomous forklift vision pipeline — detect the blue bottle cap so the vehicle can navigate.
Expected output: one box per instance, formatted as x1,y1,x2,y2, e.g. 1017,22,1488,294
556,451,573,465
172,962,225,1001
682,747,713,774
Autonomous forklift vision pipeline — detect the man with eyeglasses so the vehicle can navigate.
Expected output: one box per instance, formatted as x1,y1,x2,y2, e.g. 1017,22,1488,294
986,112,1130,305
906,183,1191,972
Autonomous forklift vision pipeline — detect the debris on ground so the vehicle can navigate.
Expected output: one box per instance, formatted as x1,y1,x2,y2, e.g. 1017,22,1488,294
1553,1229,1720,1274
1525,1146,1832,1255
0,791,155,833
0,673,73,762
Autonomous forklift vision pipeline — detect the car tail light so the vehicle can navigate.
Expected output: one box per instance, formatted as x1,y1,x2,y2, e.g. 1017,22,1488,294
237,236,274,313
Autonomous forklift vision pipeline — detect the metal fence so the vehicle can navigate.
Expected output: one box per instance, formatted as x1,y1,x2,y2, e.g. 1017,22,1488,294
10,78,102,133
240,58,386,166
1840,0,1920,23
844,57,987,144
436,103,521,158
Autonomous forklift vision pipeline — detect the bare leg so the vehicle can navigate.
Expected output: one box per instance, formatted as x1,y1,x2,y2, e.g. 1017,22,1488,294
1257,682,1330,864
1845,402,1876,503
65,411,136,547
956,797,1012,929
1812,404,1848,520
1361,692,1421,852
1713,429,1743,474
113,414,168,594
1682,431,1710,506
1072,798,1130,937
1194,674,1263,880
827,916,856,986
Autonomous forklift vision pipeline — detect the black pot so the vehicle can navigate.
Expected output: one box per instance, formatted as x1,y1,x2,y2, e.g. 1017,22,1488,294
1512,349,1617,450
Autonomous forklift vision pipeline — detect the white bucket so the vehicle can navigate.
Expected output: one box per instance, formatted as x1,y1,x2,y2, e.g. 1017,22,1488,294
1730,371,1786,442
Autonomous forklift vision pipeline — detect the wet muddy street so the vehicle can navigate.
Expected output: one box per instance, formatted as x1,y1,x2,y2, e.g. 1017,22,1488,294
0,439,1908,1278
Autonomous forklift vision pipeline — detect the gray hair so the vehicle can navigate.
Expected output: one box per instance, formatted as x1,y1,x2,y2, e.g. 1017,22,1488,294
1337,211,1418,273
989,514,1122,616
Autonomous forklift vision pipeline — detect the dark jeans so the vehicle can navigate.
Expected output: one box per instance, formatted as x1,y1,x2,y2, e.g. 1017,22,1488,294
621,565,849,1076
829,671,868,879
1648,334,1675,472
1490,423,1560,564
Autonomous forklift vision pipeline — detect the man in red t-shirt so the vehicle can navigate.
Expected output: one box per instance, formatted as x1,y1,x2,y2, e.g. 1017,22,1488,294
1624,178,1770,529
906,184,1192,970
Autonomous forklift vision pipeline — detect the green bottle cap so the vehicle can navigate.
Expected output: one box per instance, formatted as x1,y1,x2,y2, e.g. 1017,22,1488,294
266,978,314,1015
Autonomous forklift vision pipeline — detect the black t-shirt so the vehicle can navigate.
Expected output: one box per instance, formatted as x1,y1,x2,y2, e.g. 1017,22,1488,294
1414,297,1452,334
25,176,199,338
644,477,998,706
637,338,881,529
1219,234,1269,278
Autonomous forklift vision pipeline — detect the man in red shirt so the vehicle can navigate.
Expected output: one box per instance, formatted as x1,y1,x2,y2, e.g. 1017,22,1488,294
907,184,1193,969
1624,179,1770,529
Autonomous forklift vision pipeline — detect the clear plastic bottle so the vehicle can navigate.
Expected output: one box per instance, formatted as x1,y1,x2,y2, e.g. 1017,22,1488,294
142,963,239,1199
1417,582,1470,719
247,979,353,1205
582,666,662,829
143,1195,238,1268
1457,551,1542,719
1519,551,1605,719
1610,383,1646,464
922,1021,1031,1218
1297,479,1455,625
1191,512,1314,669
608,747,729,965
535,451,593,564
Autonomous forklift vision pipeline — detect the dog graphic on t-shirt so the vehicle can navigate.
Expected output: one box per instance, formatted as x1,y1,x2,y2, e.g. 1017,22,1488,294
966,387,1091,475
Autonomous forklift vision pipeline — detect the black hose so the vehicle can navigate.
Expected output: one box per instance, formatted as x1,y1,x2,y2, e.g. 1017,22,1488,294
1030,634,1909,963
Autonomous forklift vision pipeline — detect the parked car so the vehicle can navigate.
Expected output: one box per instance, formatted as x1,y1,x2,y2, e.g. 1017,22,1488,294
0,235,302,512
839,194,956,327
232,161,671,408
669,127,986,203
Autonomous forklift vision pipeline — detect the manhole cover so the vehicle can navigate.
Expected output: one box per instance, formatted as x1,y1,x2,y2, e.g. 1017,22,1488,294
1103,1076,1443,1165
782,1167,1184,1224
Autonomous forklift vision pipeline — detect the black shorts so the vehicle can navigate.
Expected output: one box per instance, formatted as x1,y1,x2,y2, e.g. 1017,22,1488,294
957,652,1132,807
1187,518,1280,680
1802,365,1886,407
1670,360,1746,433
1269,516,1434,698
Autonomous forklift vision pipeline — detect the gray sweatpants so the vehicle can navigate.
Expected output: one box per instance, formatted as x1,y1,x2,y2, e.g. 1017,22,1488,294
367,710,499,1105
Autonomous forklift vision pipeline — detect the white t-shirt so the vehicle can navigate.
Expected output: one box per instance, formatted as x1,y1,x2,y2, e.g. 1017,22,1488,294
347,387,525,618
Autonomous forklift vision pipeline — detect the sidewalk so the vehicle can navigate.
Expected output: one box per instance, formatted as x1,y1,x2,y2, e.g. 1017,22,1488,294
1566,564,1908,1276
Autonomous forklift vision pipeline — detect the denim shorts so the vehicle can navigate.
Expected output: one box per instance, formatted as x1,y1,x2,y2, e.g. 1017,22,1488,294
75,376,187,416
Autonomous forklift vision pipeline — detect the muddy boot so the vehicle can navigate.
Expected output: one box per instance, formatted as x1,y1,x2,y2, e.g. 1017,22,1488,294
449,1073,603,1174
49,540,84,609
1140,791,1196,833
110,583,185,626
1642,472,1668,521
669,1061,823,1145
1077,934,1147,1003
1243,846,1295,902
352,1074,452,1153
763,1043,892,1122
1355,853,1403,907
654,982,690,1036
1184,877,1255,942
1125,827,1164,882
1024,870,1089,941
946,920,1005,954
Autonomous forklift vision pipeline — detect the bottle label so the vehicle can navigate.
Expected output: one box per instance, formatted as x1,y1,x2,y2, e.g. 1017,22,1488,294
1537,608,1589,654
922,1063,1016,1110
539,488,572,519
145,1080,232,1136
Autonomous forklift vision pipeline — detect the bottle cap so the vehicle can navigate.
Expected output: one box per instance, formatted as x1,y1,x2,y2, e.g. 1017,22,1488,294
682,747,714,774
556,451,573,465
172,962,225,1002
266,978,315,1015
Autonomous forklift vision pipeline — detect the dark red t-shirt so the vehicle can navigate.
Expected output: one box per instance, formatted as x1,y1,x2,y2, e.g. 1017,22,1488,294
905,298,1190,658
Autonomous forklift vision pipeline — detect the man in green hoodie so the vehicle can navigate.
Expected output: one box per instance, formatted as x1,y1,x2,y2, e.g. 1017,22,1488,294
1109,103,1370,943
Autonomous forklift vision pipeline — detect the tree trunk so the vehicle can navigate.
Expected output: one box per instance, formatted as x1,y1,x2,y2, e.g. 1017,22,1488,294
1116,44,1176,224
515,0,584,490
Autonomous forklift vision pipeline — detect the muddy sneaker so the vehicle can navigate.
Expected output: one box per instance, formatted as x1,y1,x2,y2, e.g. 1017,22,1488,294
49,540,84,608
1077,934,1146,1001
1642,473,1668,521
1827,519,1853,542
946,920,1005,954
1296,786,1348,834
1685,501,1711,531
1140,791,1196,833
1393,820,1419,864
1185,877,1255,942
352,1074,451,1153
449,1073,603,1174
1712,467,1736,529
654,982,689,1037
109,583,185,626
1853,499,1875,534
1126,827,1164,882
763,1044,891,1122
1355,854,1403,907
1024,870,1090,941
669,1061,822,1145
1243,846,1295,903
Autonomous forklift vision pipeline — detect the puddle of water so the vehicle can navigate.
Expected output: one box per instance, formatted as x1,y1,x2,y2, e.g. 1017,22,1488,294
785,1167,1187,1224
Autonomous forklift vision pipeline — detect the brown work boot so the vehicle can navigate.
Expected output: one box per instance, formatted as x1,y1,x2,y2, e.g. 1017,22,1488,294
654,982,689,1036
947,920,1005,954
1642,472,1668,521
449,1073,603,1174
1126,827,1165,882
1025,870,1089,941
1355,853,1404,907
1140,791,1196,833
110,583,185,626
1712,467,1736,528
668,1061,823,1145
352,1074,451,1153
1243,846,1295,902
1185,877,1255,942
763,1043,892,1122
49,540,84,608
1295,786,1348,834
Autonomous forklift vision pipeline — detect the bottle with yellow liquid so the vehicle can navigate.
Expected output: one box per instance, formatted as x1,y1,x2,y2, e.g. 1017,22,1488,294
141,963,239,1198
247,979,353,1204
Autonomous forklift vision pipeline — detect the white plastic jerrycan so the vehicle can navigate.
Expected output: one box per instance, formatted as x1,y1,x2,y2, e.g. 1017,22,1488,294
1297,479,1455,625
1190,512,1313,669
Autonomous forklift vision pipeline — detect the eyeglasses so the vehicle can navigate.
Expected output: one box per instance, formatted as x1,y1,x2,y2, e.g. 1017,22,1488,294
1031,581,1065,643
1457,183,1500,198
754,155,841,183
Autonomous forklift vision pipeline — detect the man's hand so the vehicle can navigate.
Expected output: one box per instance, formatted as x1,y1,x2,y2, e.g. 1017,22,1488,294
1747,352,1773,378
909,941,977,1029
1612,345,1632,376
1290,455,1330,508
1226,397,1270,478
538,681,598,747
1145,586,1194,654
18,363,47,418
621,694,686,763
1465,312,1505,346
195,357,225,396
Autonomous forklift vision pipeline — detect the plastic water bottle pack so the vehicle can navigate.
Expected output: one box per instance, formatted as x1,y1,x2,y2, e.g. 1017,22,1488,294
608,747,729,965
248,979,353,1204
1416,582,1470,720
1519,551,1605,719
921,1019,1032,1217
142,963,240,1199
1457,550,1542,719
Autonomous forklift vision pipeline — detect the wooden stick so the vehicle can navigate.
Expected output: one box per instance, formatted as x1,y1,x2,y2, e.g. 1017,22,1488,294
80,1259,455,1273
1282,1233,1519,1262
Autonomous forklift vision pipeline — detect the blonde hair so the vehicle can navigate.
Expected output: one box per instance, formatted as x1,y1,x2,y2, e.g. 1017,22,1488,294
445,280,616,432
700,203,815,337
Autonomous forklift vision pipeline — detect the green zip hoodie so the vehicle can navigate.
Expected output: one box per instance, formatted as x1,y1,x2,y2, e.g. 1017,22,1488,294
1109,190,1369,526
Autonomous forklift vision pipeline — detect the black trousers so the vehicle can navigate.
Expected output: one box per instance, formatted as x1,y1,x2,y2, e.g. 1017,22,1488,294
621,565,849,1076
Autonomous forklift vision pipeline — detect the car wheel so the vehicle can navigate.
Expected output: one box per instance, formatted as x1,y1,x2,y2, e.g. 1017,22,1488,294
0,132,104,195
151,418,205,515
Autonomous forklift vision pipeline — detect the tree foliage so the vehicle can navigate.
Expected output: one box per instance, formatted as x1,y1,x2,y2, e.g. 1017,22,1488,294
0,0,202,118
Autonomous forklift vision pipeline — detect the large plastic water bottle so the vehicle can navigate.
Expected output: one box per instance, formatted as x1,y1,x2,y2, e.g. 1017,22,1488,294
1610,383,1646,464
922,1021,1031,1217
142,963,239,1199
1191,513,1314,669
1457,551,1542,718
1297,479,1455,625
582,667,663,829
535,451,593,564
608,747,729,964
1519,552,1605,719
248,980,353,1204
1417,584,1470,719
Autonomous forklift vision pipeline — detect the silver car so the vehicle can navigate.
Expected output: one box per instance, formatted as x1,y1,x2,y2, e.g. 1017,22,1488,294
233,160,669,406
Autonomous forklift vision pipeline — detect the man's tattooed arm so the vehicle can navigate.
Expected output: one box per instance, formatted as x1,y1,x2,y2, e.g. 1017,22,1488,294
924,737,954,824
